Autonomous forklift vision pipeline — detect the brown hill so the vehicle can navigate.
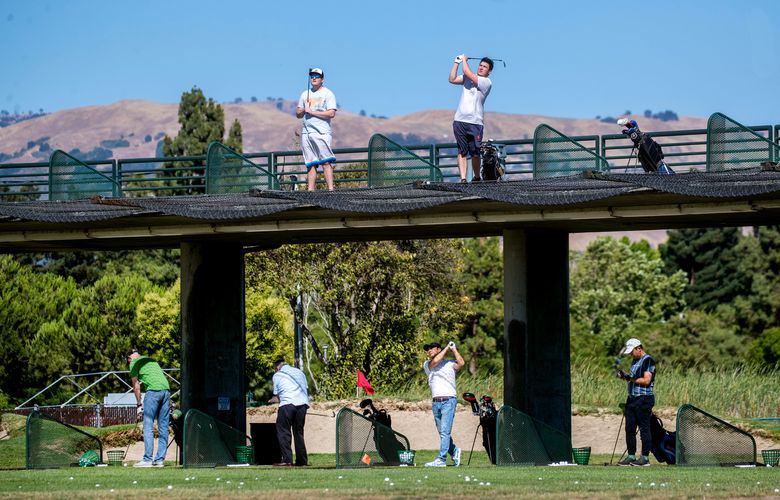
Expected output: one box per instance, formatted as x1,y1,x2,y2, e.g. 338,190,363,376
0,99,707,164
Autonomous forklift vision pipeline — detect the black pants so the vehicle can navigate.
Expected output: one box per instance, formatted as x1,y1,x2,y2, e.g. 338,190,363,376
625,395,654,456
276,403,308,465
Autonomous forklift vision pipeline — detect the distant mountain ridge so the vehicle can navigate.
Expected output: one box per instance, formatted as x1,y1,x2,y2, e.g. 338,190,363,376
0,99,708,164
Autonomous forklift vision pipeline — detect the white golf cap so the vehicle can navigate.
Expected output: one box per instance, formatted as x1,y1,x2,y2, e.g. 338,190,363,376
623,338,642,354
310,68,324,77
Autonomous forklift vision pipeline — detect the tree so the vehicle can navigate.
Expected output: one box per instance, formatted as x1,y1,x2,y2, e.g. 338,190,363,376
570,237,687,358
226,119,243,152
747,327,780,368
732,226,780,335
161,86,232,194
457,237,503,374
660,228,749,312
246,240,468,398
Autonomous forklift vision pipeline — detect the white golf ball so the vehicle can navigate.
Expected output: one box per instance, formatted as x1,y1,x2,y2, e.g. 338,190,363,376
167,485,172,490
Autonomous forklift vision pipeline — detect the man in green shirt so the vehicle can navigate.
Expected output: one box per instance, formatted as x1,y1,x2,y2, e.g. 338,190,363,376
127,348,170,467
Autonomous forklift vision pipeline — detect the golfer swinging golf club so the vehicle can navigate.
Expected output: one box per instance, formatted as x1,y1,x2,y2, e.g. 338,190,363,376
423,340,465,467
449,54,493,183
296,67,337,191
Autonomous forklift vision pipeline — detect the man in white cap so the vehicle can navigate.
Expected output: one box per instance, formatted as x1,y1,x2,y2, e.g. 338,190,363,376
616,338,656,466
296,67,337,191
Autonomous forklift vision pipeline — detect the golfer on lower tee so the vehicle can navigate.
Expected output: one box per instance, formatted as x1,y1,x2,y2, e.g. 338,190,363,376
296,67,337,191
423,341,465,467
127,348,170,467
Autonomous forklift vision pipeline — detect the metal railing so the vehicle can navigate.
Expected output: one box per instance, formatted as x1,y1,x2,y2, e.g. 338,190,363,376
0,123,776,201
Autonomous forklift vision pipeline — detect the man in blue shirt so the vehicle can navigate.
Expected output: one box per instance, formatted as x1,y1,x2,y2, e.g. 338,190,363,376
616,338,656,466
269,359,309,466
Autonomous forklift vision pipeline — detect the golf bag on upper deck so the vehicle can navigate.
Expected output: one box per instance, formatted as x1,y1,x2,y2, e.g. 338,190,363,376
617,119,674,174
479,140,506,180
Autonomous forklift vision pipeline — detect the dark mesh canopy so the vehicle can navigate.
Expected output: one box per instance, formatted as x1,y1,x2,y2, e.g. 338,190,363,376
675,404,756,467
26,411,103,469
533,125,607,178
206,141,278,193
49,150,116,201
336,408,410,468
182,409,251,468
707,113,778,172
368,134,442,186
495,405,571,466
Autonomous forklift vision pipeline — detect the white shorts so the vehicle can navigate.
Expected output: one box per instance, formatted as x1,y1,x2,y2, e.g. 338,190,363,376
301,132,336,170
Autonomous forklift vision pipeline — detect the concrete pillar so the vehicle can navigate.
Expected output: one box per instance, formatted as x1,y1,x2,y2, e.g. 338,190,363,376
503,229,571,436
180,242,246,432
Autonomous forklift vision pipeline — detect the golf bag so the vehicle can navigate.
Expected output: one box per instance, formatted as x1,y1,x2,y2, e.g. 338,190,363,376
359,399,406,465
649,414,676,464
463,393,498,464
479,140,506,180
618,119,674,174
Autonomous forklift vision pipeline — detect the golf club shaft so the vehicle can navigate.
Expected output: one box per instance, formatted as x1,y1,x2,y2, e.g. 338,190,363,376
472,57,507,67
308,411,335,418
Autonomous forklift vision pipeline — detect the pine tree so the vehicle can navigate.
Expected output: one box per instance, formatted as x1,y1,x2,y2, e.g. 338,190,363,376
225,119,243,152
660,228,748,311
161,86,242,194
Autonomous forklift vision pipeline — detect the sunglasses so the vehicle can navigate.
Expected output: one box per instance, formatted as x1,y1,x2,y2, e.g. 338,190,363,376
309,74,322,79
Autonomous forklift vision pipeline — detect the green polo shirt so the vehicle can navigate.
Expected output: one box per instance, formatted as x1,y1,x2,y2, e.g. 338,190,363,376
129,355,170,391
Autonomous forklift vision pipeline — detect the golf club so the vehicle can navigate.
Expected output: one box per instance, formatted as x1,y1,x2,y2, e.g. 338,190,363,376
474,57,507,68
307,410,335,418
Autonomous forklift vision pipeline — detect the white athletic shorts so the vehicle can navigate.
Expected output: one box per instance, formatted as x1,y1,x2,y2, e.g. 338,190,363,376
301,132,336,170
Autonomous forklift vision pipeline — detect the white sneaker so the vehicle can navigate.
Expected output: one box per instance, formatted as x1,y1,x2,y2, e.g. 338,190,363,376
133,460,154,468
152,460,164,467
453,447,462,467
424,458,447,467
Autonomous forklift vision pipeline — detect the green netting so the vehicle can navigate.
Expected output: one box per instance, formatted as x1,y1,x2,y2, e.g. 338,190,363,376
367,134,442,187
26,410,103,469
182,409,252,468
675,404,756,466
707,112,778,172
206,141,278,193
49,150,116,200
533,124,607,178
495,405,571,466
335,408,410,468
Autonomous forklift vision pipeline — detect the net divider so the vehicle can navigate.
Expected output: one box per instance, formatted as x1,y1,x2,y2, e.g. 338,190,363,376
25,410,103,469
182,408,252,468
335,407,410,469
532,124,608,178
48,149,118,199
367,133,443,187
706,112,779,171
205,141,280,193
675,403,757,467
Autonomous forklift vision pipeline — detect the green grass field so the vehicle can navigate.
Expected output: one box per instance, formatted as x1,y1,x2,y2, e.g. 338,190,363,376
0,453,778,499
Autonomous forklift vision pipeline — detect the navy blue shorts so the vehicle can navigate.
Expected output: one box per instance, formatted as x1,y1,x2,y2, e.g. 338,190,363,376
453,121,483,158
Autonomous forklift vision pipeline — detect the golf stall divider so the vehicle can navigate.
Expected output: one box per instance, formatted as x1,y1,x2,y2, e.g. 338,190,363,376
335,408,411,468
182,409,253,467
26,410,103,469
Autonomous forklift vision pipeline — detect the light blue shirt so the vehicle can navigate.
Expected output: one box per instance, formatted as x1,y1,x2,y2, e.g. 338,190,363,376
272,364,309,406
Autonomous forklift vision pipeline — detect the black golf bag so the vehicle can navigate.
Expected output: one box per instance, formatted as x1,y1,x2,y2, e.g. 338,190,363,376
620,119,674,174
359,399,407,465
649,413,676,464
479,140,506,180
463,393,498,464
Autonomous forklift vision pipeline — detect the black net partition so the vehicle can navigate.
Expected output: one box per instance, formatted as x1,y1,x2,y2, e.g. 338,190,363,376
675,404,756,466
495,405,571,466
533,124,607,178
707,112,778,172
335,408,410,468
206,141,278,193
367,134,442,187
26,410,103,469
49,150,115,200
182,409,252,467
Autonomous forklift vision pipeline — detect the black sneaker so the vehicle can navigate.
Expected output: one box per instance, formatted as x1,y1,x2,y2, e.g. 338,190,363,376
617,457,633,466
472,176,482,182
630,456,650,466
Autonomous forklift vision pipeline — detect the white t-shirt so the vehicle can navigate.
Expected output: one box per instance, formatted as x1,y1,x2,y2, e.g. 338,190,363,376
454,75,492,126
423,359,458,398
298,86,337,135
272,365,309,406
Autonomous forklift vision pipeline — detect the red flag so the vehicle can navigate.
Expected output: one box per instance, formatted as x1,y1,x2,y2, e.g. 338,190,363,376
357,370,375,395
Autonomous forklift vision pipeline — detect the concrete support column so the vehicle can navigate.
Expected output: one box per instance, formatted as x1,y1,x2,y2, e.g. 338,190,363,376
503,229,571,436
180,242,246,432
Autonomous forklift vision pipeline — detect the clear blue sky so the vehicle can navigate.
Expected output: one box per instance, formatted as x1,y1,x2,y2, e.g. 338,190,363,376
2,0,779,124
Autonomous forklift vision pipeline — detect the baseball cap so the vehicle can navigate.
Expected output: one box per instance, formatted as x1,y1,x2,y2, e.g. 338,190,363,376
310,68,324,78
423,342,442,351
622,338,642,354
